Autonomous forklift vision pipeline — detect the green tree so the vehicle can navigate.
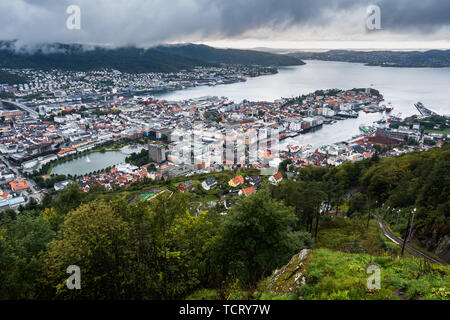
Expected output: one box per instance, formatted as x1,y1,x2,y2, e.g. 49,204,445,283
43,201,135,299
221,189,312,288
348,192,368,217
0,214,54,299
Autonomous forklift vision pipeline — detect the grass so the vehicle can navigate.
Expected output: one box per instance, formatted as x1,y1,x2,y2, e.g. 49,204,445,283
185,216,450,301
186,289,220,300
315,217,394,257
189,249,450,300
424,128,450,135
298,248,450,300
252,217,449,300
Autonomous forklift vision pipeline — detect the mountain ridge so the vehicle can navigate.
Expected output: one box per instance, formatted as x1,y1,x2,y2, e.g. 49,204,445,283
288,49,450,68
0,41,305,73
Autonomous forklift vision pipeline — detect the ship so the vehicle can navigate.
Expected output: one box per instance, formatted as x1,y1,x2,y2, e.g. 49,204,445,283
336,110,359,118
359,124,371,134
385,102,393,112
376,116,387,124
387,113,402,123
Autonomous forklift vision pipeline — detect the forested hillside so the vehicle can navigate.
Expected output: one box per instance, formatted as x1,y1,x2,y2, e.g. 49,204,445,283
154,43,305,66
0,70,28,85
288,50,450,68
0,44,215,73
0,145,448,299
0,42,304,73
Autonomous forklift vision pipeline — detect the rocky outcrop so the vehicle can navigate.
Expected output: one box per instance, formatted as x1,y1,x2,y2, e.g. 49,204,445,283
266,249,311,296
435,235,450,263
421,231,450,264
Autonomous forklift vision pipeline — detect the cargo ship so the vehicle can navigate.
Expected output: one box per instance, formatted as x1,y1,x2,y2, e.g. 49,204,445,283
387,113,402,124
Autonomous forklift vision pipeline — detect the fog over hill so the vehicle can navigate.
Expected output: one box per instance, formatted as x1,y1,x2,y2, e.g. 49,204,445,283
0,41,304,73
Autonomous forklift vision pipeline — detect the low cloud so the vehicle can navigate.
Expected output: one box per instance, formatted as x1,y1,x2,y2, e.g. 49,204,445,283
0,0,449,50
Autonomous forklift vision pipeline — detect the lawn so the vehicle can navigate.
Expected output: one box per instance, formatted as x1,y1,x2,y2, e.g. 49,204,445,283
424,128,450,135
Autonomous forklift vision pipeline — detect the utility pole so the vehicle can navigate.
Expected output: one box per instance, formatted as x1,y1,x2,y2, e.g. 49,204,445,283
408,209,416,242
401,208,416,256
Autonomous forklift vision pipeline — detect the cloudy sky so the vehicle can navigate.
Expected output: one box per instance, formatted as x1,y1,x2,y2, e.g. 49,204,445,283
1,0,450,50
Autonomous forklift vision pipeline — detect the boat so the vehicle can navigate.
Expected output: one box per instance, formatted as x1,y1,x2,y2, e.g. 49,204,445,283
385,102,393,112
387,114,402,124
376,117,387,124
86,156,91,163
337,110,359,118
359,124,371,134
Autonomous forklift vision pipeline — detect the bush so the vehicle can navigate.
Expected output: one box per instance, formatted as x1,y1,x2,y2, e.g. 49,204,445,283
325,290,350,300
406,279,431,300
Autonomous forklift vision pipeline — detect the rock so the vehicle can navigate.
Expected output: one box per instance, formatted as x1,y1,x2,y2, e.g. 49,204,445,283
435,235,450,263
266,249,311,295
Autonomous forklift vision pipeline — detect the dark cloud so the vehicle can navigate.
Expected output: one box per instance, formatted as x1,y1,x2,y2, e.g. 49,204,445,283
0,0,449,49
377,0,450,33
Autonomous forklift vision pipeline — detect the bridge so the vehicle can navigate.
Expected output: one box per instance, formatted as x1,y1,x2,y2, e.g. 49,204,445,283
0,99,39,118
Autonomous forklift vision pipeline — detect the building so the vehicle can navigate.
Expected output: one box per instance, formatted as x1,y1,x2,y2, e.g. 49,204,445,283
228,175,244,187
0,196,26,210
201,177,217,191
269,172,283,185
246,175,262,187
0,109,25,120
178,180,195,192
239,186,256,196
9,179,30,193
54,179,74,191
148,144,166,164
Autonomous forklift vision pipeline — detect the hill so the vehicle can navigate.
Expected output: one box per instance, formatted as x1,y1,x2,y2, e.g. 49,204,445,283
154,43,305,66
0,145,448,300
0,42,216,73
257,247,450,300
0,41,304,73
288,50,450,68
0,70,28,85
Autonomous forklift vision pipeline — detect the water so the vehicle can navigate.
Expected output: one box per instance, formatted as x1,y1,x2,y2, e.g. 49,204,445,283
156,60,450,148
51,151,127,176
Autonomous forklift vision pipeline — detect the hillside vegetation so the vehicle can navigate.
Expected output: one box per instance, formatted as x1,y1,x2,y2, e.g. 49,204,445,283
289,50,450,68
0,145,448,299
0,42,304,73
0,44,215,73
155,43,305,66
257,248,450,300
0,70,28,85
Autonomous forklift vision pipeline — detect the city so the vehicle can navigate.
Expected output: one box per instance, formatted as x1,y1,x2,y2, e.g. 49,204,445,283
1,76,447,211
0,0,449,308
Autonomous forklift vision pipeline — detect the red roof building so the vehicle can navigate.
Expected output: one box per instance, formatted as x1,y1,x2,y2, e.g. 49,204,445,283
239,187,256,196
9,179,30,192
269,172,283,185
229,175,245,187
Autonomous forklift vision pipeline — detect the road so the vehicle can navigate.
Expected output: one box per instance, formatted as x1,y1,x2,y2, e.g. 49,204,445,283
1,99,39,118
374,213,446,265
